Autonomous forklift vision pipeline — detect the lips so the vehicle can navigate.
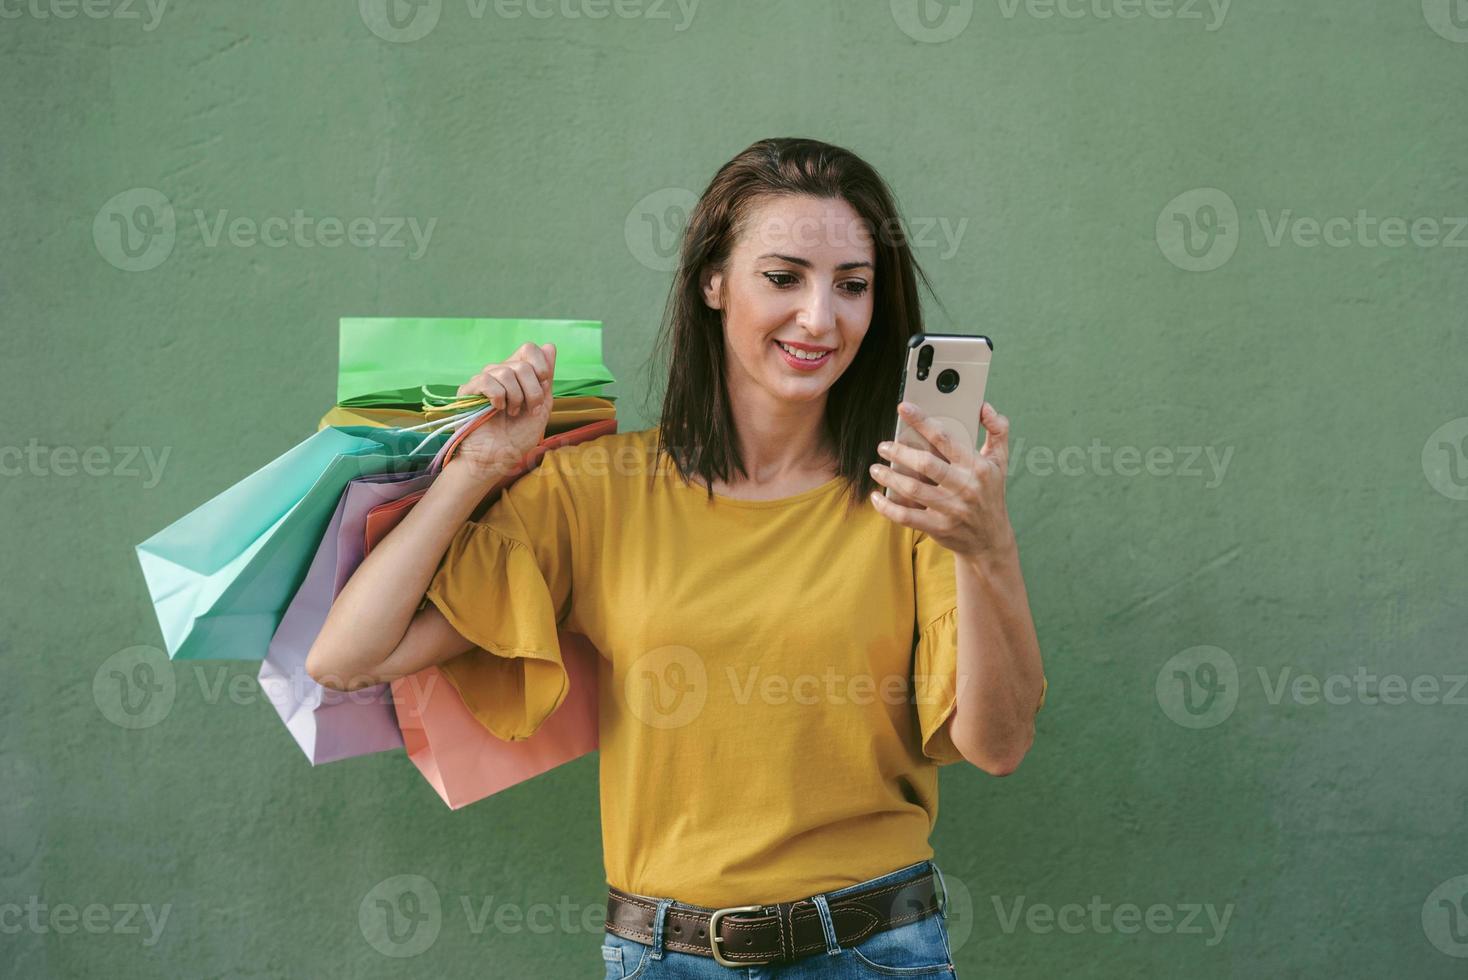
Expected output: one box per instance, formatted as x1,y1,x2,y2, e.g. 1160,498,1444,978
772,339,832,371
774,339,832,353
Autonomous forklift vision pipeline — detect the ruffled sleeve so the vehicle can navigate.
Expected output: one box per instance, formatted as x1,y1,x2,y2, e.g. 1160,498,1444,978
420,453,580,742
912,531,1048,766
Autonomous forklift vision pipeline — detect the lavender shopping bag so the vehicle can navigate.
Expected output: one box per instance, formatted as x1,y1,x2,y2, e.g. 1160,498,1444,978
258,468,436,765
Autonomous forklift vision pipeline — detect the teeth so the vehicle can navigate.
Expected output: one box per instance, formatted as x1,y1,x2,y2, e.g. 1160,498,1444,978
777,341,829,361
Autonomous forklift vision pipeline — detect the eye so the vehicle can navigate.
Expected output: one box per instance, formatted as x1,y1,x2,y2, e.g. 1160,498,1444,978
840,280,870,296
762,271,798,288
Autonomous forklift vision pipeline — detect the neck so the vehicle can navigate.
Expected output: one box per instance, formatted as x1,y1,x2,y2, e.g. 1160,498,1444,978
727,386,835,483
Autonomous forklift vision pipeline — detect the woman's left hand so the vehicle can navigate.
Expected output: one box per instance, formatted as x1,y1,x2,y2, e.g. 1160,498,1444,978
869,400,1017,560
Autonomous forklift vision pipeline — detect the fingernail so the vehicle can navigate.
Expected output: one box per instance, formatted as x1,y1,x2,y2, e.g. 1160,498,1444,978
869,463,882,476
878,441,892,454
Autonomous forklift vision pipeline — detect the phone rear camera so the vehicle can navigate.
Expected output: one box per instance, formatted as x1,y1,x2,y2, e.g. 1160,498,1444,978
936,368,960,393
916,344,934,381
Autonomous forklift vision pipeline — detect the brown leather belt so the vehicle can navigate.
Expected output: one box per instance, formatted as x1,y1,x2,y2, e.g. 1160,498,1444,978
605,870,942,967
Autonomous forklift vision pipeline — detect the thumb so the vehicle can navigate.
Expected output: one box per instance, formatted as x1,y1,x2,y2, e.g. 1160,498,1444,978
978,402,1010,469
540,343,557,386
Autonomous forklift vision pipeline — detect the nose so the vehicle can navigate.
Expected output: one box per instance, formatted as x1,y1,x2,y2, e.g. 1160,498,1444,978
795,282,836,336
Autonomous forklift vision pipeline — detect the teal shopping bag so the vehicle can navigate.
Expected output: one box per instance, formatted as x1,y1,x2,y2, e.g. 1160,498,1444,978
135,425,449,662
336,317,615,407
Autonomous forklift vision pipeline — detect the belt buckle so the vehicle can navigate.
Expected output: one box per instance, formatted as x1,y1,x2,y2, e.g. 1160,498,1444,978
708,904,769,967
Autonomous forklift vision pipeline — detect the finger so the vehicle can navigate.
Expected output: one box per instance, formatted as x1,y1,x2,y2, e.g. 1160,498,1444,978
978,402,1010,471
541,343,556,383
490,365,525,416
898,402,974,466
459,360,502,397
456,370,486,397
461,375,508,414
509,360,545,411
869,461,944,509
517,342,551,381
878,438,951,487
868,486,942,534
882,484,922,510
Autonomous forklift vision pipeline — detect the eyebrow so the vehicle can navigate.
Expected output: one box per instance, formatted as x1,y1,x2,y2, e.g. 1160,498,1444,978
756,253,874,272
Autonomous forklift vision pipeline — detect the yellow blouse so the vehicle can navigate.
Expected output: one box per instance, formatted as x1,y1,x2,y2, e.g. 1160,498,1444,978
422,425,1046,908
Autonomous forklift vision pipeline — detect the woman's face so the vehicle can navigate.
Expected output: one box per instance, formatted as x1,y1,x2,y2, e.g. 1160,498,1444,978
701,194,876,411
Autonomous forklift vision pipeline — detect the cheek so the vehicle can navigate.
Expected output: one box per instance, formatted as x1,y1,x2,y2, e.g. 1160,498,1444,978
745,288,793,324
729,296,789,347
722,305,781,367
841,291,874,330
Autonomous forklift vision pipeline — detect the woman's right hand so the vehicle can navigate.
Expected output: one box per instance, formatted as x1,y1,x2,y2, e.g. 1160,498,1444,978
449,341,557,482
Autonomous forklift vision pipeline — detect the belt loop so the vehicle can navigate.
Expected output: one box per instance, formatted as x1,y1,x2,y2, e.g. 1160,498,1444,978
810,893,842,956
648,897,673,960
930,861,950,920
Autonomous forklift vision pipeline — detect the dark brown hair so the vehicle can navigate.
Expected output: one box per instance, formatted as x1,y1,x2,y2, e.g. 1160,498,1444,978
643,137,939,509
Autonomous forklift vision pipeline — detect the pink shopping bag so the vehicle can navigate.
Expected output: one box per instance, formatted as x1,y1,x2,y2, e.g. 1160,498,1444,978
389,636,600,809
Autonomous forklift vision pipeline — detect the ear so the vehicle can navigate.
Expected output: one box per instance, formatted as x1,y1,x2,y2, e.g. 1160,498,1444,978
700,266,724,310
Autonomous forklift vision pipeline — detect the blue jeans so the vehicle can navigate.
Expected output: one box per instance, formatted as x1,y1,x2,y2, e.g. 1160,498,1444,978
600,859,957,978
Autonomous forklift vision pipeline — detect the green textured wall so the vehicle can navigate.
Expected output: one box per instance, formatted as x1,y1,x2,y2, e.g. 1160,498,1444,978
4,1,1467,977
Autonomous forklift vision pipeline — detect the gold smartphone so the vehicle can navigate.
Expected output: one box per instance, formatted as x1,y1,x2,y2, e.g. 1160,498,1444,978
884,333,993,502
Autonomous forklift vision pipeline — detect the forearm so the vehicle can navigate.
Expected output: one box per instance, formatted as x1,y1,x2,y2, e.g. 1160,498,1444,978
306,459,509,684
948,535,1046,774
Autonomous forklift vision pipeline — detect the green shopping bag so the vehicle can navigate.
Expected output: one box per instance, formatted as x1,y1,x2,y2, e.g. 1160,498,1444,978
135,425,450,661
340,379,611,409
337,318,615,408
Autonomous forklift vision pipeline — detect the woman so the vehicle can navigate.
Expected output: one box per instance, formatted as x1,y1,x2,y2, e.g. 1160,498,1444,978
307,137,1047,977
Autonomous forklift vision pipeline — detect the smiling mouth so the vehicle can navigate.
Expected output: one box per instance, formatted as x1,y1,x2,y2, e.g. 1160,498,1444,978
773,339,833,363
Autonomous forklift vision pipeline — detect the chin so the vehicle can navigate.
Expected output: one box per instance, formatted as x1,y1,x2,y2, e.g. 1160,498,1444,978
766,376,832,403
